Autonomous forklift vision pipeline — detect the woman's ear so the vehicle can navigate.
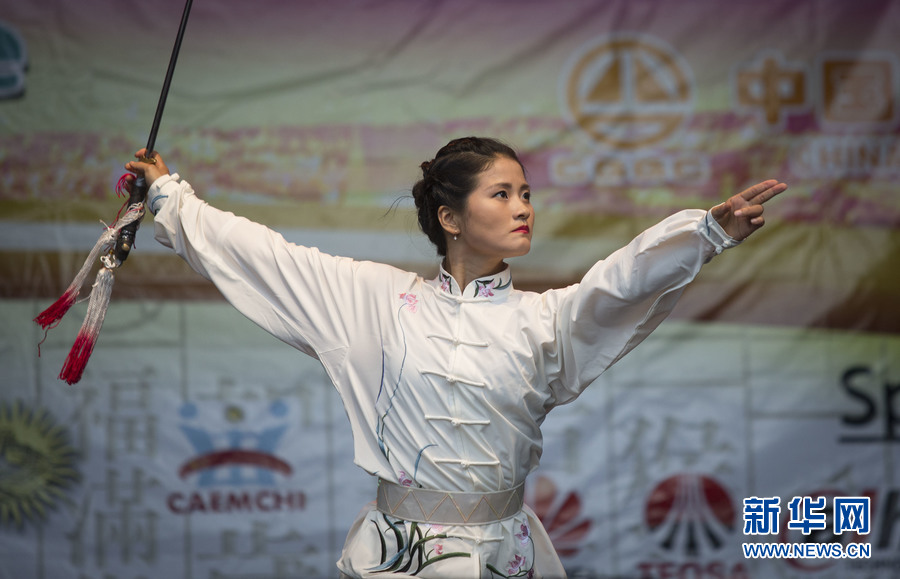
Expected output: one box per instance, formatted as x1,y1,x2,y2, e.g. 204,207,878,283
437,205,461,237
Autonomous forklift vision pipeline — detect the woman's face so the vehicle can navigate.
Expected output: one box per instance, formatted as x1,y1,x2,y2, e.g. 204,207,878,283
456,156,534,261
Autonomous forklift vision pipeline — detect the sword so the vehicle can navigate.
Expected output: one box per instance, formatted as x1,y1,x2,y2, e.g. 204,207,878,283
35,0,195,384
115,0,195,263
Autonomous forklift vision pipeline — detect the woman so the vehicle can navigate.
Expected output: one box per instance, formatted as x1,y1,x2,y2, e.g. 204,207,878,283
125,137,785,578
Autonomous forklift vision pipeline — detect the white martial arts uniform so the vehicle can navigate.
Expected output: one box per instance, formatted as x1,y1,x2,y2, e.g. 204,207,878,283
148,174,739,578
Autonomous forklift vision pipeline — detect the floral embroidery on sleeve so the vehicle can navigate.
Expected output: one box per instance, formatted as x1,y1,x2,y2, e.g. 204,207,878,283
398,292,418,312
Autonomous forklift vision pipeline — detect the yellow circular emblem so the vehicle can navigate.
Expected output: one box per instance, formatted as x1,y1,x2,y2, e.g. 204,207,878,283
562,34,694,149
0,401,79,527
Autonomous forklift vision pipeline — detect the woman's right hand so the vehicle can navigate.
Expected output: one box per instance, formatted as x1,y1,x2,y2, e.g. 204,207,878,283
124,148,170,189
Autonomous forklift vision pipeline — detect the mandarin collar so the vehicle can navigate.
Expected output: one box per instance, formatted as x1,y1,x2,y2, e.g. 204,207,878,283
434,263,513,300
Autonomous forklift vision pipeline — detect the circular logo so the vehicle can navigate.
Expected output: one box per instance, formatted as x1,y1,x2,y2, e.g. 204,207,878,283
0,20,27,98
0,401,79,527
561,34,694,150
645,473,735,558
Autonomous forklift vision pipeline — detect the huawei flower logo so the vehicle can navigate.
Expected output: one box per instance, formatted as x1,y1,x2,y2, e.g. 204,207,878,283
526,475,592,557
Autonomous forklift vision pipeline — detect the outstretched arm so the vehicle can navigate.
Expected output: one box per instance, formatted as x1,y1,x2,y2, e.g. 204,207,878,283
710,179,788,241
121,149,395,359
547,179,787,404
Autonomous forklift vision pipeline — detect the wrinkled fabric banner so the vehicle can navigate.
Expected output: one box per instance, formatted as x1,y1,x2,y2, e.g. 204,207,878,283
1,1,898,578
2,0,898,330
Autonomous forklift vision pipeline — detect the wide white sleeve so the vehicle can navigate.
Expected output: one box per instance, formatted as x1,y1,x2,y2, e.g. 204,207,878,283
546,209,738,405
149,175,384,359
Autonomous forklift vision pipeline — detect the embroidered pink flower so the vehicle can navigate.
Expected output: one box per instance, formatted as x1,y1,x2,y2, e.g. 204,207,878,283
399,292,418,312
434,543,443,555
515,522,530,544
527,569,535,579
398,470,413,487
507,554,526,575
441,277,451,293
475,279,496,297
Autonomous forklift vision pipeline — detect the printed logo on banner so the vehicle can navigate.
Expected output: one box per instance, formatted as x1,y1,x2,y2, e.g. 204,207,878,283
734,49,898,132
829,365,900,573
0,400,80,528
526,474,592,558
733,50,808,129
560,33,694,149
638,473,748,578
645,474,734,555
553,33,708,189
761,51,900,181
0,20,27,99
839,365,900,443
817,51,898,128
167,400,306,515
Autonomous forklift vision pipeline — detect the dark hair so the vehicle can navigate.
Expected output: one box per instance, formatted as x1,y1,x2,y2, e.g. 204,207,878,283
412,136,523,256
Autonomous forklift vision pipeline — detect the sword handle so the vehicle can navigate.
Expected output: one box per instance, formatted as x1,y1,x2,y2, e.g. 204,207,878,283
113,175,148,264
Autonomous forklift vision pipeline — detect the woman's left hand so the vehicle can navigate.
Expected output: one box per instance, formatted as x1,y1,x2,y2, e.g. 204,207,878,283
710,179,787,241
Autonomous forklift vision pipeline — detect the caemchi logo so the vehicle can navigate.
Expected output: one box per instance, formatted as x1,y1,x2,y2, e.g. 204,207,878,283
177,400,292,486
0,400,79,527
167,400,306,515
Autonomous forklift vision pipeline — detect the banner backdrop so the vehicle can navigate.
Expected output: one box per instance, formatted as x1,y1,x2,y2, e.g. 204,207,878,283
1,1,899,578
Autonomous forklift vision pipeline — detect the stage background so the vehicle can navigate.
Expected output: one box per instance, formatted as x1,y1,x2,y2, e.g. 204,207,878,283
1,1,899,577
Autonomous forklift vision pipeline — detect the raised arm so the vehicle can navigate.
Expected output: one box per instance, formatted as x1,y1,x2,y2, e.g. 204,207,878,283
547,179,786,404
124,150,385,359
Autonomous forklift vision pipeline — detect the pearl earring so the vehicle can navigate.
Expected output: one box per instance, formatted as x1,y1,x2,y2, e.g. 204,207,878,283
453,235,458,241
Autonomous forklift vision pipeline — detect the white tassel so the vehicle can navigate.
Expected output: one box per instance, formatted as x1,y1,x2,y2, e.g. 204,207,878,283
58,266,116,385
38,201,145,385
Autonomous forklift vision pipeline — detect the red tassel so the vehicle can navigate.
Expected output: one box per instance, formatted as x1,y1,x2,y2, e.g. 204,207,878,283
57,266,115,385
59,331,98,385
34,288,78,329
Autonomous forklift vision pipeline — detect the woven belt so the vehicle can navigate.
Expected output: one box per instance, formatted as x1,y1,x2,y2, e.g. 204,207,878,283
376,478,525,525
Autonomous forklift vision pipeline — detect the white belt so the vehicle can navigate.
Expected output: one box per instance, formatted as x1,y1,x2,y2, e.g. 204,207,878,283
376,478,525,526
